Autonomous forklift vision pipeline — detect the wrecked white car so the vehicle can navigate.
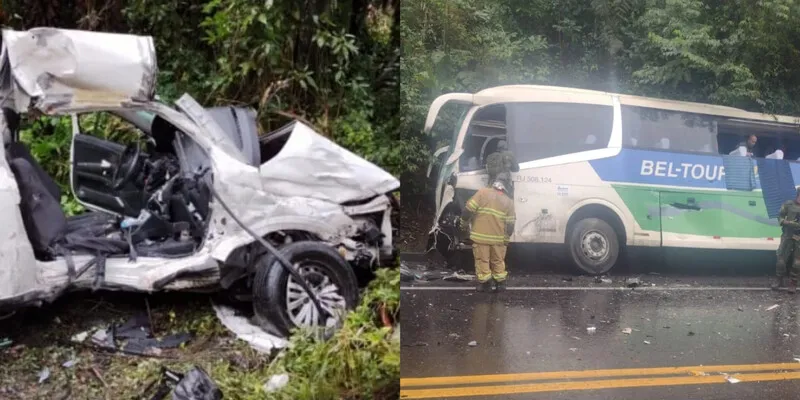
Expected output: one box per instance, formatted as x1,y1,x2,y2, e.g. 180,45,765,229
0,28,399,336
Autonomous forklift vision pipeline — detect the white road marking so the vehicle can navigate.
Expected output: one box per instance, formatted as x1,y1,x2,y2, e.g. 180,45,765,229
401,286,772,291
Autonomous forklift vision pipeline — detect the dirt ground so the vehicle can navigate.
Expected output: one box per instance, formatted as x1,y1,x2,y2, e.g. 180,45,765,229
0,291,271,399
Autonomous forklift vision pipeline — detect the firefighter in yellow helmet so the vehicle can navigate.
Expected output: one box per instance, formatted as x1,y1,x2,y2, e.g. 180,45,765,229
463,174,515,292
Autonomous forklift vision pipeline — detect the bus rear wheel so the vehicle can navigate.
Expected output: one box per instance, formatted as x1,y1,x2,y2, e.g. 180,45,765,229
568,218,619,275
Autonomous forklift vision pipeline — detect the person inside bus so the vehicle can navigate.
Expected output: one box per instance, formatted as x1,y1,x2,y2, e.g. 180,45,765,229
485,140,518,188
731,134,757,156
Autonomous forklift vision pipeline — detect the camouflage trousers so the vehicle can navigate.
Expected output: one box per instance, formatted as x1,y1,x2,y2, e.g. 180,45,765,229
776,237,800,279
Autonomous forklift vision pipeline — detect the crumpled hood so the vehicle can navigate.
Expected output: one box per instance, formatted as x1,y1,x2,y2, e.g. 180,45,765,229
0,27,156,112
259,122,400,204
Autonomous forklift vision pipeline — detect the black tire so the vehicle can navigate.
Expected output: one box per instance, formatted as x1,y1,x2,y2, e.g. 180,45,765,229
568,218,620,275
252,241,359,337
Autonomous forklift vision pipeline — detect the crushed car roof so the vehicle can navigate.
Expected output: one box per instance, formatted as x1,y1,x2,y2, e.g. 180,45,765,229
0,27,157,113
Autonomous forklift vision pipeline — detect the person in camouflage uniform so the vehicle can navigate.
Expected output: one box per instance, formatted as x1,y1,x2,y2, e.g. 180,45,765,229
462,178,515,292
485,140,519,189
774,187,800,293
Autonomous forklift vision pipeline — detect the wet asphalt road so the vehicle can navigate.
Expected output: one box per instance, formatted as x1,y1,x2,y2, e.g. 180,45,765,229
400,271,800,399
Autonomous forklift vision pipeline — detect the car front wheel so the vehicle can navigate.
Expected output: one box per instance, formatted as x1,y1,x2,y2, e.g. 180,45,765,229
252,241,359,337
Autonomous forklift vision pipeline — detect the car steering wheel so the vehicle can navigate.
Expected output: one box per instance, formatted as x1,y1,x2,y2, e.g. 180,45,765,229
111,142,142,190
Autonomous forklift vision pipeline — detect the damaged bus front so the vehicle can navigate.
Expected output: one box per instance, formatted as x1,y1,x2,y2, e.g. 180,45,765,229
0,27,399,336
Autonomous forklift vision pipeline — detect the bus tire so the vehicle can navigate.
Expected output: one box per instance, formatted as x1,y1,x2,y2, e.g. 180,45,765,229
568,218,619,275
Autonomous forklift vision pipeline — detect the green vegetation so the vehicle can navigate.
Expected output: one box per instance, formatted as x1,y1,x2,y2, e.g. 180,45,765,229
0,1,400,398
401,0,800,194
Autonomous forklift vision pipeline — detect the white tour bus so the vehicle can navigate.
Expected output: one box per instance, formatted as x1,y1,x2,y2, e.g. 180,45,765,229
426,85,800,274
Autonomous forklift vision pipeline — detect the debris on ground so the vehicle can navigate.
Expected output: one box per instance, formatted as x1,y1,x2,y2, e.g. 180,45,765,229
766,304,780,311
688,331,695,336
622,328,632,335
0,337,12,349
75,314,192,356
725,376,741,384
212,303,287,353
400,262,475,282
442,271,475,281
569,348,578,352
737,306,744,312
71,331,90,343
173,367,223,400
643,340,651,345
144,366,223,400
626,277,642,288
264,374,290,393
594,276,613,284
690,371,708,376
37,367,50,384
62,358,78,368
448,333,460,339
562,277,573,282
468,340,478,347
586,326,596,334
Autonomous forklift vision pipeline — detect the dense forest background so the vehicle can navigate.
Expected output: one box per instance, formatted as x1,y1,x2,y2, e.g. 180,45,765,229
0,0,404,211
400,0,800,249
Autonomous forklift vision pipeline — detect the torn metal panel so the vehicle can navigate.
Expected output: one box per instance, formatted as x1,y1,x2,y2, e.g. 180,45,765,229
175,94,248,166
259,122,400,204
0,28,156,112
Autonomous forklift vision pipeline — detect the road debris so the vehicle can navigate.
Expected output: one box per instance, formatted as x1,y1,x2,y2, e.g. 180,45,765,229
643,340,651,345
37,367,50,384
144,366,223,400
0,337,12,349
737,306,744,312
626,277,641,288
690,371,708,376
586,326,596,334
75,314,192,356
688,331,695,336
569,348,578,352
71,331,90,343
62,358,78,368
622,328,632,335
726,376,741,384
212,303,287,353
172,366,223,400
91,366,108,387
264,374,290,393
448,333,460,339
468,340,478,347
766,304,780,311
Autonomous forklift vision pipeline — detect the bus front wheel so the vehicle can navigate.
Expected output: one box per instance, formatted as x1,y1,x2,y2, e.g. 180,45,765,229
568,218,619,275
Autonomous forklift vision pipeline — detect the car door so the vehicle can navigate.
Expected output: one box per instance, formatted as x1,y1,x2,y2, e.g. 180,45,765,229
70,113,145,216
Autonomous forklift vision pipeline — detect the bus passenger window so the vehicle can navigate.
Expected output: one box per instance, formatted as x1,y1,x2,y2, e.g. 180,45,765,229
505,102,613,162
621,106,717,154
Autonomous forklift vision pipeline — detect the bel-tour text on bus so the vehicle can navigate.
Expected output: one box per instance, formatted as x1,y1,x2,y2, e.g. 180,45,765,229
640,160,726,181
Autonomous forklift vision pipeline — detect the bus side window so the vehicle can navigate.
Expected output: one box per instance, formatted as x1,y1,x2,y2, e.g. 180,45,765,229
505,102,613,162
621,106,718,154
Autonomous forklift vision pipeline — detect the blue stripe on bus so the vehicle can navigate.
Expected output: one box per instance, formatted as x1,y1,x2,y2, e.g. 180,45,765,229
589,149,732,189
586,148,800,190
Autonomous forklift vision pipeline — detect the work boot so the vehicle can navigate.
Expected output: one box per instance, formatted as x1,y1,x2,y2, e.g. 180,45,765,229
789,279,798,294
495,280,506,292
476,281,492,292
772,276,786,291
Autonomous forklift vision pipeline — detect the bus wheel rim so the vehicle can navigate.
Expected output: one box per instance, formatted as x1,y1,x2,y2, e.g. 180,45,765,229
580,230,608,262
